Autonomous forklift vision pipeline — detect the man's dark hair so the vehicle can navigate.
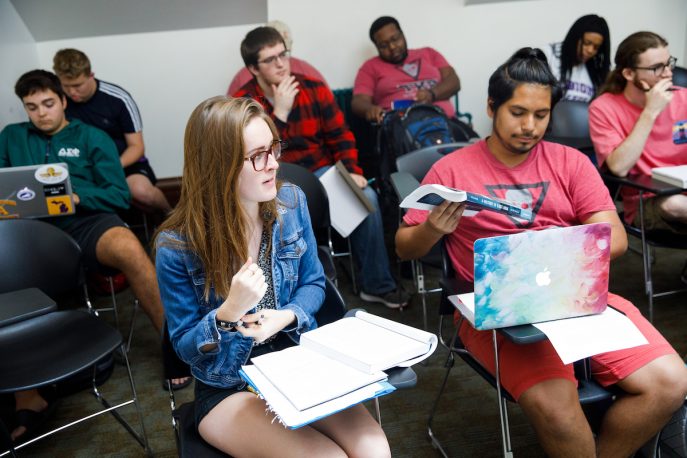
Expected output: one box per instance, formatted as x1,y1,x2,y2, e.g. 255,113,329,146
15,69,66,100
369,16,401,43
240,26,285,68
488,47,561,113
560,14,610,92
600,31,669,95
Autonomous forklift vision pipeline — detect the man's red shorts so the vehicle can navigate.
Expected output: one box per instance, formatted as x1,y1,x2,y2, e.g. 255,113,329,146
456,293,676,400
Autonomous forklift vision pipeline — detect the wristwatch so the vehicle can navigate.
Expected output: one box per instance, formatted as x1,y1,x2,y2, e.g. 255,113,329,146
216,318,243,331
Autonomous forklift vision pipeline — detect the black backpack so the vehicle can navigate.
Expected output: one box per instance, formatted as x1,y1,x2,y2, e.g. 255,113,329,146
377,104,478,180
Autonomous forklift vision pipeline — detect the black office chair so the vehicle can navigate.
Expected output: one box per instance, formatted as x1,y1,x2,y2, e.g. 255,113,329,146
602,173,687,322
391,143,469,329
544,99,596,164
0,219,149,456
277,162,354,290
427,240,614,458
673,66,687,88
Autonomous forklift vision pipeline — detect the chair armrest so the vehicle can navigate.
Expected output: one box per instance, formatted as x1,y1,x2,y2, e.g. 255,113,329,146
0,288,57,328
390,171,420,203
386,366,417,390
498,324,548,344
602,172,685,196
412,142,473,157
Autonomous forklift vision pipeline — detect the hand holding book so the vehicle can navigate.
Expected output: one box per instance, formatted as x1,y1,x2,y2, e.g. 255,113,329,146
401,183,534,222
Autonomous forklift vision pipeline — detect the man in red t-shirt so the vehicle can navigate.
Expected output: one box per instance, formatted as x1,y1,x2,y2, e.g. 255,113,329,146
351,16,461,123
234,26,409,309
397,47,687,457
589,31,687,233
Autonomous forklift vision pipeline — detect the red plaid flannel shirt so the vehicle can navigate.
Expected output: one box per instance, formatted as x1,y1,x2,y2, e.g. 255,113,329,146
233,74,362,175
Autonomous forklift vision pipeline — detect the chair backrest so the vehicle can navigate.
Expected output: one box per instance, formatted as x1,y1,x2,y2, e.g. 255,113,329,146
315,278,347,327
277,163,330,232
0,219,84,298
673,66,687,88
546,99,591,140
544,99,596,164
395,144,457,181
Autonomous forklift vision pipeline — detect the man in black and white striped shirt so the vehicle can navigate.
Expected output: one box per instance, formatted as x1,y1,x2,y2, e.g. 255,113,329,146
53,48,171,213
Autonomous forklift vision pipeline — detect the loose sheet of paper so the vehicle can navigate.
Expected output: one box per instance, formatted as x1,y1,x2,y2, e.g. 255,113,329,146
533,308,648,364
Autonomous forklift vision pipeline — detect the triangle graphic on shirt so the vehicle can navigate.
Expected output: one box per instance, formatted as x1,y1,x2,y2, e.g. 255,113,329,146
483,181,550,228
398,60,421,79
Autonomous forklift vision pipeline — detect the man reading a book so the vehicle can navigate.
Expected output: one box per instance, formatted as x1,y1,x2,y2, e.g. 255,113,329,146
234,26,409,309
396,48,687,457
589,31,687,233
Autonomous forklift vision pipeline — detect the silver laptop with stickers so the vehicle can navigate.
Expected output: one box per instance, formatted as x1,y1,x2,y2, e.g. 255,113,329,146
0,163,75,219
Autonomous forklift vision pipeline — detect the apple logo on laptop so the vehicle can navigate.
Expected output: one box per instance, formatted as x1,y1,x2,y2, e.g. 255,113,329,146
535,268,552,287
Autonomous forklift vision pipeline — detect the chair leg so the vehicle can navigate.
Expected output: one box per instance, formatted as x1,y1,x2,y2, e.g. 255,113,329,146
493,330,514,458
374,398,382,426
427,337,456,458
346,238,358,294
92,345,151,455
126,300,139,353
0,418,19,458
107,277,121,328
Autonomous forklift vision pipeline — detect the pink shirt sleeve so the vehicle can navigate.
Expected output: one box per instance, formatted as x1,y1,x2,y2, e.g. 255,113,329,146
353,59,376,97
424,47,451,69
565,147,617,221
589,94,627,168
227,68,253,96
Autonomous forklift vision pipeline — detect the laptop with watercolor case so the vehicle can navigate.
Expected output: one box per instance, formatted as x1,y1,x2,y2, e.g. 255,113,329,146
450,223,611,330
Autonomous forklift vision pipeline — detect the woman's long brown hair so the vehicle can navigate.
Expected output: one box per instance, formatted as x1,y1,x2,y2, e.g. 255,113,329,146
156,96,279,299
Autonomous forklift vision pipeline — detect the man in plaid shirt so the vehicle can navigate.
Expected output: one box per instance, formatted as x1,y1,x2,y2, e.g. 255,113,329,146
234,26,409,308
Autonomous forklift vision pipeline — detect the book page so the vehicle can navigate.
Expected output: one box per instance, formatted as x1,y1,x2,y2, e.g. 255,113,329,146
250,345,386,411
241,365,395,429
300,313,437,373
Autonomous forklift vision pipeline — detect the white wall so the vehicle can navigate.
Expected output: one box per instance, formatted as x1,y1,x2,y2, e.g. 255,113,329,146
0,0,39,128
23,0,687,178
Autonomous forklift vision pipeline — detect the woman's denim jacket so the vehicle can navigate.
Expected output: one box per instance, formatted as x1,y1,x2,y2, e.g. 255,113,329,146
156,184,325,388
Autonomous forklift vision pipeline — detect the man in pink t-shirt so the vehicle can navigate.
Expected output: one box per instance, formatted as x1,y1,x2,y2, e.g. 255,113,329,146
351,16,460,123
397,47,687,457
589,31,687,232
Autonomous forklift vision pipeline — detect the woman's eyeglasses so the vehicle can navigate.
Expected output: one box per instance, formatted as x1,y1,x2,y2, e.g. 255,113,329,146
244,140,285,171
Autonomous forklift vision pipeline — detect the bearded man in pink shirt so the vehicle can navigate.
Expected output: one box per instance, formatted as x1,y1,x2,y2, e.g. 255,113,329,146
590,31,687,233
352,16,461,123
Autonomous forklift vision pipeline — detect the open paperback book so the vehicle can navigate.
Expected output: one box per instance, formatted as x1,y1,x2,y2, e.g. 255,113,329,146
240,310,437,428
400,183,533,221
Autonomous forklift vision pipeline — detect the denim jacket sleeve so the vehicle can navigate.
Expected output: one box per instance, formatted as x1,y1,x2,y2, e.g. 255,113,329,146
155,231,253,387
273,184,326,339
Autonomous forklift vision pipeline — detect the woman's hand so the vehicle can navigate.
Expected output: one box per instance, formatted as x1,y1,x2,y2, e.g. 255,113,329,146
238,309,296,344
216,258,267,322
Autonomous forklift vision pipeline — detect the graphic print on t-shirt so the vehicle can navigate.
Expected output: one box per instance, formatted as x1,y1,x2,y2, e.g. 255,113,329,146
399,60,421,79
483,181,550,228
673,119,687,145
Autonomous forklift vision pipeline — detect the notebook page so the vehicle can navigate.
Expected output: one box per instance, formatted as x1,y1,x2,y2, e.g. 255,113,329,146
251,345,386,411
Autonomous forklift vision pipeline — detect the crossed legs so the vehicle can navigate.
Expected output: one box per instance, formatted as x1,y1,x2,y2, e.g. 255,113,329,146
199,392,391,457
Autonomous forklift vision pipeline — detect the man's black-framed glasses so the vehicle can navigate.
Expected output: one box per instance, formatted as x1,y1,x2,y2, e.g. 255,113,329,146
245,140,285,171
633,56,677,76
257,50,290,66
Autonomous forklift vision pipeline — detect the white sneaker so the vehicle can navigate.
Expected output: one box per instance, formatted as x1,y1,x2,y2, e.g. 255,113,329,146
359,288,410,309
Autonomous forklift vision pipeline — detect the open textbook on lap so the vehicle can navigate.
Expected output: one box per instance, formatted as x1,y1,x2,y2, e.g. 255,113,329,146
240,311,437,428
400,183,534,221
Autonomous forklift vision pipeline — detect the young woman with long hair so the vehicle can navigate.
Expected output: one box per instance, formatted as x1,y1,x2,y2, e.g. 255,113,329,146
155,96,390,457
